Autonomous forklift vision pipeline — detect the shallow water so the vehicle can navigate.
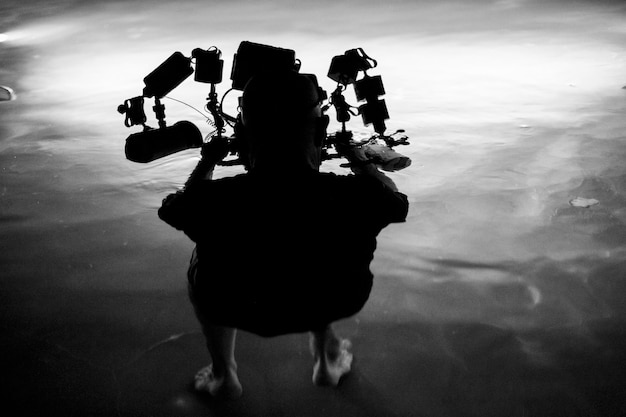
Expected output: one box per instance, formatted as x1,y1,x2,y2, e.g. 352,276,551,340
1,0,626,415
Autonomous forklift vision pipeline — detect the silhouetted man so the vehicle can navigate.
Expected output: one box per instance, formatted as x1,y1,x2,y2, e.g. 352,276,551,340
159,70,408,399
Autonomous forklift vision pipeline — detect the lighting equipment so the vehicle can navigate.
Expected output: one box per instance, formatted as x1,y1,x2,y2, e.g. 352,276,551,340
117,41,410,171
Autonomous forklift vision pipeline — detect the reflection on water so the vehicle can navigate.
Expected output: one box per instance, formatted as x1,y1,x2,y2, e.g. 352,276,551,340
1,0,626,414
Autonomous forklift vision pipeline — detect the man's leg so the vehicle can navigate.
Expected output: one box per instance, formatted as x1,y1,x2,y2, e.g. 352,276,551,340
195,324,243,399
309,324,353,387
187,252,242,399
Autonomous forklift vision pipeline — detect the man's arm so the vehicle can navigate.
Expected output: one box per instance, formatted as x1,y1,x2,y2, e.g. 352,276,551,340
158,137,229,232
183,137,230,190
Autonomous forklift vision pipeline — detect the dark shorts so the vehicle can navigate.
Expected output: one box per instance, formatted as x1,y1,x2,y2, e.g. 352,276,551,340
187,248,372,337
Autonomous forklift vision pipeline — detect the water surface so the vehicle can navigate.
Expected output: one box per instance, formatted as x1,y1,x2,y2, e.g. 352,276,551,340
1,0,626,415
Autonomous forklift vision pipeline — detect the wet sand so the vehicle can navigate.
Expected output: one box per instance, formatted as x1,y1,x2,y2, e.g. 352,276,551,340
3,281,626,416
2,0,626,415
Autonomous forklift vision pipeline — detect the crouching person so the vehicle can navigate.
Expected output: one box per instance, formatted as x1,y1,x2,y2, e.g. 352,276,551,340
158,71,408,399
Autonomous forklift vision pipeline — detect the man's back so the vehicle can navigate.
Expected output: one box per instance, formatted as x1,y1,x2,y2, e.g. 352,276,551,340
159,169,408,336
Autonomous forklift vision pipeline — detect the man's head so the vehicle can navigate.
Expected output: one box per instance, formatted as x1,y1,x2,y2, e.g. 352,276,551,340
239,71,328,172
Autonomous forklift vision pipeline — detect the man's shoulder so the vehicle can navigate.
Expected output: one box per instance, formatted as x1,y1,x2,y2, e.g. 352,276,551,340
316,171,392,192
316,171,368,185
212,173,250,183
203,173,251,190
318,172,408,223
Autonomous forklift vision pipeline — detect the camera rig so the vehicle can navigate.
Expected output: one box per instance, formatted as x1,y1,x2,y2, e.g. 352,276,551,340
118,41,410,171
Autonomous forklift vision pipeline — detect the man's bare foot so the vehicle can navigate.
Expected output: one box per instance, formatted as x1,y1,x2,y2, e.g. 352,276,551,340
311,338,353,387
194,364,243,400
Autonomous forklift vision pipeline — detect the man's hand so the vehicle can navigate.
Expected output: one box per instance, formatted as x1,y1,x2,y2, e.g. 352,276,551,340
201,136,229,163
335,142,399,192
182,136,229,189
335,142,368,164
